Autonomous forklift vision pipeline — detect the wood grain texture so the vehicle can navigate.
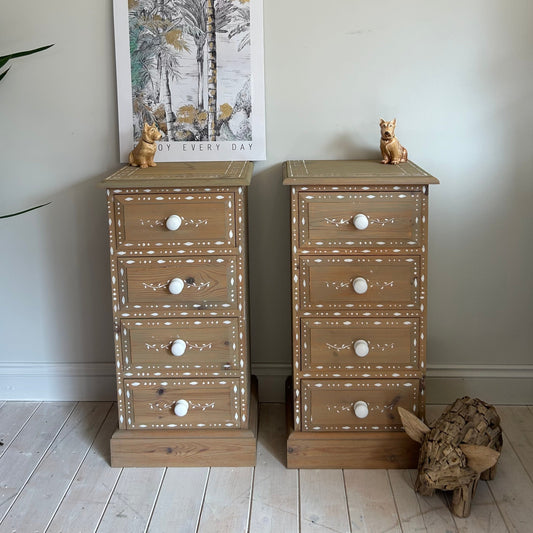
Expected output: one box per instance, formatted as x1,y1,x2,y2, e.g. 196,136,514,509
96,467,165,533
301,317,420,374
114,192,235,252
121,317,242,376
197,466,254,533
106,172,254,450
287,430,419,469
0,401,531,532
283,159,439,185
388,469,427,532
486,420,533,532
110,378,258,466
0,402,111,532
299,469,350,533
344,469,402,532
299,190,423,249
101,161,253,187
148,467,209,532
46,408,121,533
497,405,533,477
300,255,420,311
408,469,459,532
285,160,435,469
0,401,39,458
117,256,238,310
249,404,299,533
124,377,240,429
0,402,76,521
301,378,420,431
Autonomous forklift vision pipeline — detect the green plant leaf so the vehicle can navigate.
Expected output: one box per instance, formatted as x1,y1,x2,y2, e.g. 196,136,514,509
0,44,54,68
0,68,10,82
0,202,51,219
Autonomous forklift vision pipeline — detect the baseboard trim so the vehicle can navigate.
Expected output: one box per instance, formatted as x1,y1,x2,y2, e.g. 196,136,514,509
1,362,532,404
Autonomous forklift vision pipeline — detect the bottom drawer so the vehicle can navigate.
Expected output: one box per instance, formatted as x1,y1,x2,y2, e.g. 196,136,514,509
301,379,421,431
124,378,241,429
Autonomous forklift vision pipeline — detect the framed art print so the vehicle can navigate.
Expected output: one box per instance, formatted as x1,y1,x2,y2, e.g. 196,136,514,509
113,0,265,162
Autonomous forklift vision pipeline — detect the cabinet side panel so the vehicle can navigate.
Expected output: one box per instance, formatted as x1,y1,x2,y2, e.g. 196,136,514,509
107,190,127,429
290,186,301,430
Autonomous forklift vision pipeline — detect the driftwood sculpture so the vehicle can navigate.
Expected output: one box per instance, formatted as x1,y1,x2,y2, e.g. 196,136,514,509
398,397,502,518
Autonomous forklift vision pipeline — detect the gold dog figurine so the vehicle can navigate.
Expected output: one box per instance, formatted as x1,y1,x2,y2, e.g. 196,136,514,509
380,118,408,164
129,122,162,168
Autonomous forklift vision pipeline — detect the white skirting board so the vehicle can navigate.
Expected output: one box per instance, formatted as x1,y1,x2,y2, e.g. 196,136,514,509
0,362,532,404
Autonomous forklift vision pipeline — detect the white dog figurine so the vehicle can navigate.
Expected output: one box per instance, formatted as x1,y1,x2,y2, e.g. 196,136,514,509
380,118,408,164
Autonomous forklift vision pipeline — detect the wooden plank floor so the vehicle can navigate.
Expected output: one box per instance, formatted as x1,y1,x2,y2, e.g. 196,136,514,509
0,402,532,532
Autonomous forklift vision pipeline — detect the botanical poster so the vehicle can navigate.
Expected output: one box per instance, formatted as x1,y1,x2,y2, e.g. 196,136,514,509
113,0,265,162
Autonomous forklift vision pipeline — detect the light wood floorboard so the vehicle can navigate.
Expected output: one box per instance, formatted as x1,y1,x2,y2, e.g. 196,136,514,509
0,401,531,533
249,403,299,533
0,401,39,460
46,407,121,533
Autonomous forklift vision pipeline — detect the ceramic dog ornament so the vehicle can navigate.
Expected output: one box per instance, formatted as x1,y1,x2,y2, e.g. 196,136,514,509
129,122,162,168
379,118,408,164
398,397,502,518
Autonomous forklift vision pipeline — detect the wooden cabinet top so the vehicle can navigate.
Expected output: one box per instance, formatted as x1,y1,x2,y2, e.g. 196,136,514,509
282,160,439,185
101,161,253,188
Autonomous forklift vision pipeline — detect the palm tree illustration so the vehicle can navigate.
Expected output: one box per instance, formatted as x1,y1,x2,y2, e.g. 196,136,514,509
129,0,250,143
178,0,207,110
130,0,188,140
206,0,217,140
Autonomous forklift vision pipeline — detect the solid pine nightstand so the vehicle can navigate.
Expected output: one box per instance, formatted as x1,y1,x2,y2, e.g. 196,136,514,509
101,161,257,467
283,159,439,468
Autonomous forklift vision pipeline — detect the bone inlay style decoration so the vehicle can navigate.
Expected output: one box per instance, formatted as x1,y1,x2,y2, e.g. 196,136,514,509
284,159,438,468
102,161,256,467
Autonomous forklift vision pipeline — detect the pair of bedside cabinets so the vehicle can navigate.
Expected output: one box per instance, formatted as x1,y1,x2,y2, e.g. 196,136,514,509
102,159,438,468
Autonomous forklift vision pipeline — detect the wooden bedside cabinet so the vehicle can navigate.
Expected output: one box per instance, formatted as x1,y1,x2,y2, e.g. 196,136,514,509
283,160,439,468
101,161,257,467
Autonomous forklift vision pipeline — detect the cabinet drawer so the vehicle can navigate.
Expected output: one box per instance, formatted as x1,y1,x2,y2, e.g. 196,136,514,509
114,192,235,253
298,191,423,249
301,318,420,372
116,256,238,313
299,256,420,311
120,318,242,376
124,378,241,429
301,379,421,431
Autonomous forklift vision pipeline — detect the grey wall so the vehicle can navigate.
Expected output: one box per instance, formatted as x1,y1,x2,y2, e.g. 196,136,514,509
1,0,532,401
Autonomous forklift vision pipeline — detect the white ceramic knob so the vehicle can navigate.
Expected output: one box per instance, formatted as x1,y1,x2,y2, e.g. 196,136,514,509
171,339,187,357
174,399,189,417
352,277,368,294
165,215,182,231
168,278,185,295
354,400,369,419
353,339,369,357
353,213,369,230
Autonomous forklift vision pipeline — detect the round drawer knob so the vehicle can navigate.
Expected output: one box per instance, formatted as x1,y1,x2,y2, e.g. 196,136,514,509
353,339,369,357
353,213,369,230
171,339,187,357
354,400,369,419
352,277,368,294
165,215,182,231
174,399,189,417
168,278,185,295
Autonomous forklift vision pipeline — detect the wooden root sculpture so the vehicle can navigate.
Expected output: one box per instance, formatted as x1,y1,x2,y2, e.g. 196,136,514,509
398,397,502,518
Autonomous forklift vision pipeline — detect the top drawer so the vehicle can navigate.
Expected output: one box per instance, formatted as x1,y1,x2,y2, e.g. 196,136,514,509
113,192,235,253
298,191,424,250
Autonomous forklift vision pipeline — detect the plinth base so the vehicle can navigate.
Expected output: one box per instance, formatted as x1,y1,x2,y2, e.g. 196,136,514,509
287,429,420,469
110,376,258,467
